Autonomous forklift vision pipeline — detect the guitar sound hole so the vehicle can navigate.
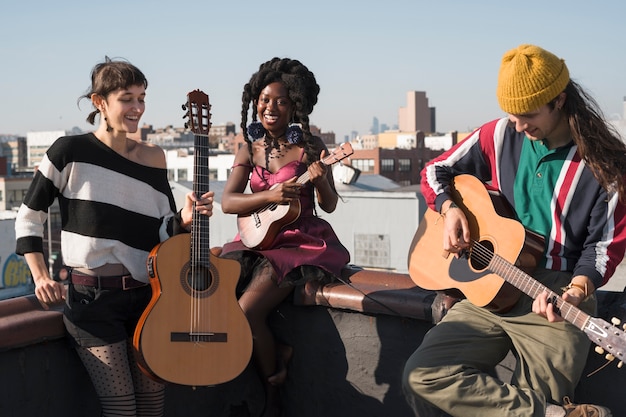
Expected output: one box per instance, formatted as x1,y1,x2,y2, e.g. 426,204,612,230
185,266,213,292
469,240,494,271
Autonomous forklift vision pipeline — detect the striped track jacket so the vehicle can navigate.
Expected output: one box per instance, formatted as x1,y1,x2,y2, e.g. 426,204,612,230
421,117,626,288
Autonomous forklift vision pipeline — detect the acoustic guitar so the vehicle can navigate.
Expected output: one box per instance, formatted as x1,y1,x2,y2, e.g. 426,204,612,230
133,90,252,386
408,174,626,367
237,142,354,250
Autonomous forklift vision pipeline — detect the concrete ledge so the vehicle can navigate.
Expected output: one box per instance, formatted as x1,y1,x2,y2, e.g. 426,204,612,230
0,294,65,351
294,266,437,321
2,272,626,416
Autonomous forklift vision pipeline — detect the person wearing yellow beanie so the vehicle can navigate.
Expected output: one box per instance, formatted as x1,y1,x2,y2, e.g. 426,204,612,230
405,44,626,417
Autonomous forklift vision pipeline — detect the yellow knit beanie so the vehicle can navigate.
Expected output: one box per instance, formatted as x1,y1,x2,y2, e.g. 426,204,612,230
496,44,570,114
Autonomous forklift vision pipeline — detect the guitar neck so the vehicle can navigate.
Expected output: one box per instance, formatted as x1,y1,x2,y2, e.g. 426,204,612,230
488,252,591,329
294,147,349,185
192,132,210,264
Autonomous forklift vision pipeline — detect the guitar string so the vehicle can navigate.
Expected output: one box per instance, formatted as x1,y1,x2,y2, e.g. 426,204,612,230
471,239,624,371
197,128,210,341
191,103,211,341
469,241,555,303
192,107,200,340
468,240,591,328
249,148,349,215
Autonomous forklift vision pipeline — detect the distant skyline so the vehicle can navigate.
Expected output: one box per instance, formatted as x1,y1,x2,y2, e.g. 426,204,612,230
1,1,625,139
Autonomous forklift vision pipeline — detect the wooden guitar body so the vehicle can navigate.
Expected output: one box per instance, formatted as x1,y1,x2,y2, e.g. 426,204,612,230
408,174,544,312
237,198,301,250
134,234,252,386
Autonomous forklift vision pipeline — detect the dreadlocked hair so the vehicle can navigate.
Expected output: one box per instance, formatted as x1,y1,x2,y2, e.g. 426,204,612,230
559,80,626,202
240,57,322,165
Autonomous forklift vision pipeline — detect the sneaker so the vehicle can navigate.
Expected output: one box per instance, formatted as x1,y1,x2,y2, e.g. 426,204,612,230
562,397,612,417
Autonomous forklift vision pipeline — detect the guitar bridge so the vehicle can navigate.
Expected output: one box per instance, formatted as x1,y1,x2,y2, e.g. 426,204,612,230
170,332,227,342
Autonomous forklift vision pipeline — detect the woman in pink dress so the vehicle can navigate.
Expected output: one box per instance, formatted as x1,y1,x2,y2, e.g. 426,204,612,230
220,57,350,417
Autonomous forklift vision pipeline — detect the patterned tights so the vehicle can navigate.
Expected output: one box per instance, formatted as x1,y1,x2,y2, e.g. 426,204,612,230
76,340,165,417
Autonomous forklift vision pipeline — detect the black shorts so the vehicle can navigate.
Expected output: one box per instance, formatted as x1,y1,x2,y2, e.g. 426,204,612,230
63,282,152,348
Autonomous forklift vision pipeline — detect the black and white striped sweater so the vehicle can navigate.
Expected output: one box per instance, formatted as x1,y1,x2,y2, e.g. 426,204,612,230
15,133,179,283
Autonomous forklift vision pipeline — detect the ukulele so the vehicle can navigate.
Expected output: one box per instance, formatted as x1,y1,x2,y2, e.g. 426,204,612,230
133,90,252,386
237,142,354,250
408,174,626,367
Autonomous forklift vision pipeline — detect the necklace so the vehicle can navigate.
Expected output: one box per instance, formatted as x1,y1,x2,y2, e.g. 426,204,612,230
263,134,292,169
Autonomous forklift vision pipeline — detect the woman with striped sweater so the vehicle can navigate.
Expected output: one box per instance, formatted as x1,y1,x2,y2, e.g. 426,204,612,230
15,58,213,417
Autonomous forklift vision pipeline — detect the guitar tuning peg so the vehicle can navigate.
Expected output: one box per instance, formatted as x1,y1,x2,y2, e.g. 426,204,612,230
182,104,187,110
618,361,624,369
184,122,189,129
611,317,621,326
605,353,615,362
595,346,605,355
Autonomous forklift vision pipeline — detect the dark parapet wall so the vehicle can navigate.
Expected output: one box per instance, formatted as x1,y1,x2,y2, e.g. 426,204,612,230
1,272,626,416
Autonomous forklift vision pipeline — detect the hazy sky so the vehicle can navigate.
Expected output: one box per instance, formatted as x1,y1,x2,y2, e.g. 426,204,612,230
2,1,625,139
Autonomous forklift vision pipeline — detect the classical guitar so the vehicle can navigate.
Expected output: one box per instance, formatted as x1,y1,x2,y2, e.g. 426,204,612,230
408,174,626,367
133,90,252,386
237,142,354,250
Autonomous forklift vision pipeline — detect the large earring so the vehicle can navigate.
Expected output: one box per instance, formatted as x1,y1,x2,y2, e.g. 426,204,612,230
102,112,113,132
247,121,266,141
286,123,303,144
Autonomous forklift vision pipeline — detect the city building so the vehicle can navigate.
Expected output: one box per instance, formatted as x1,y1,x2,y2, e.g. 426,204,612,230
398,91,435,134
0,135,27,174
26,130,67,168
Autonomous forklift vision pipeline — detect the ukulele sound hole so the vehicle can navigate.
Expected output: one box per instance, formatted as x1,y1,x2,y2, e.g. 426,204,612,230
180,263,218,297
469,240,494,271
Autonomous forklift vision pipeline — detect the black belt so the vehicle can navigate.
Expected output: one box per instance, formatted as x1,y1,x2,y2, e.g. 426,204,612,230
70,272,148,290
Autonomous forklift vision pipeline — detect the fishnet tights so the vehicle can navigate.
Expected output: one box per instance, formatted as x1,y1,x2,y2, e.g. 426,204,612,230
76,340,165,417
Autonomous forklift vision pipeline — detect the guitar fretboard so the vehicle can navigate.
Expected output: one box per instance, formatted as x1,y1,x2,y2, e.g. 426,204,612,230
191,133,210,266
486,251,590,330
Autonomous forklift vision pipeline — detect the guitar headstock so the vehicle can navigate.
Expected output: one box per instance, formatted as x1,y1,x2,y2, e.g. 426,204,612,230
183,89,211,136
587,316,626,369
323,142,354,165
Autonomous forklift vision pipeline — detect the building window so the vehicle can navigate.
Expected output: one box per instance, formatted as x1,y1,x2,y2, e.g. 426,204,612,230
398,158,411,172
380,159,395,172
352,158,375,173
354,233,390,269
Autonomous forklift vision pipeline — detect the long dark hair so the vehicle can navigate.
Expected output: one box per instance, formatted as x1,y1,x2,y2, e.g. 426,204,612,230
240,57,321,165
559,80,626,201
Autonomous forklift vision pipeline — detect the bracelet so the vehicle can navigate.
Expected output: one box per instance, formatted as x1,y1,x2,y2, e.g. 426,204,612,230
436,201,459,225
561,282,589,298
441,201,459,217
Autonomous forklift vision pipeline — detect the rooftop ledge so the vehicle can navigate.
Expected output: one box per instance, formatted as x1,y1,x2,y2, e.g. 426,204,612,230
2,266,625,352
0,294,65,351
0,267,439,351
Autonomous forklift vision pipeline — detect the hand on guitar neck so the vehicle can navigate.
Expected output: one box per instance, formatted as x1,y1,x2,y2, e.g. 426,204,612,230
533,276,595,322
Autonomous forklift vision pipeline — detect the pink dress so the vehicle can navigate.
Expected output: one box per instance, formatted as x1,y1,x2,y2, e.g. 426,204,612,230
220,154,350,287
